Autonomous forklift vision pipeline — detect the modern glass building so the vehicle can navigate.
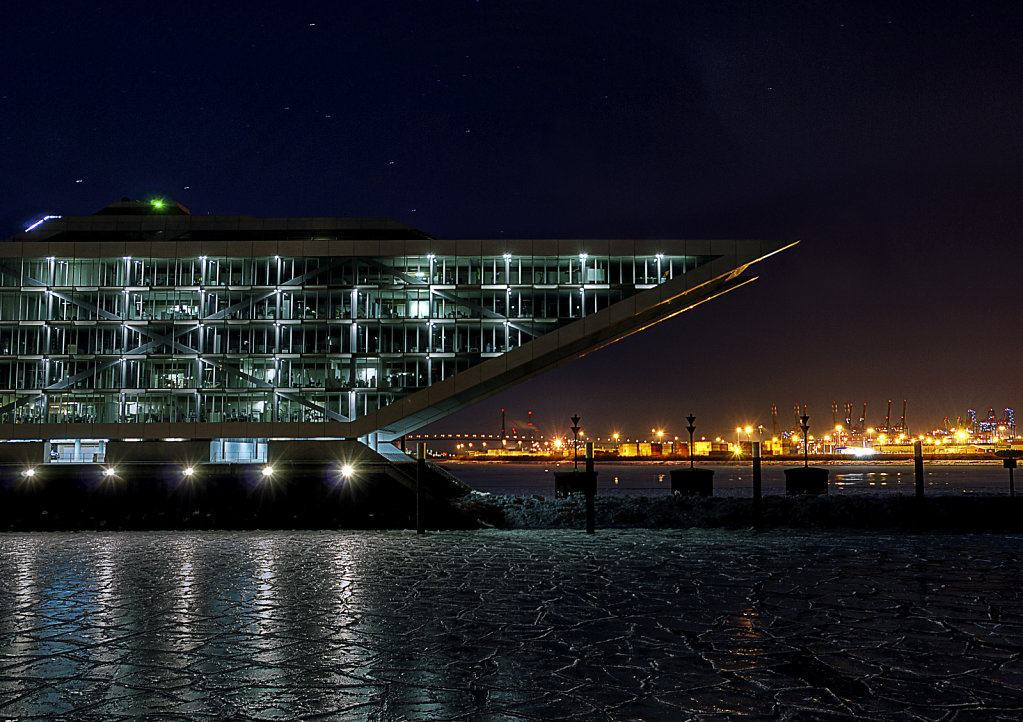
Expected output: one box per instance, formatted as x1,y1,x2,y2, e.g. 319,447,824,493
0,199,795,463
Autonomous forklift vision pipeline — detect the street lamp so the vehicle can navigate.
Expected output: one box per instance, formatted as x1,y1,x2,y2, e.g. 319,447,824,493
800,414,811,468
571,414,581,469
686,415,696,469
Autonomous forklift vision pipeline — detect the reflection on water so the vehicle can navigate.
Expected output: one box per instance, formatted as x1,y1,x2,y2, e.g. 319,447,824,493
833,471,908,487
442,460,1013,498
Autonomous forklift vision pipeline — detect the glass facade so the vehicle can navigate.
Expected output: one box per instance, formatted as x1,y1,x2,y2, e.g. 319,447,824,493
0,222,714,439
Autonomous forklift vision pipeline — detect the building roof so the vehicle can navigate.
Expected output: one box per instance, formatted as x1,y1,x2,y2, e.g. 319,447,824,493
10,199,436,243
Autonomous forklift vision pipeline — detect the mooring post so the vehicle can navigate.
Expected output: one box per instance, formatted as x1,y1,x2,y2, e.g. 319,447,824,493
752,441,763,529
585,441,595,534
416,441,426,535
914,440,924,500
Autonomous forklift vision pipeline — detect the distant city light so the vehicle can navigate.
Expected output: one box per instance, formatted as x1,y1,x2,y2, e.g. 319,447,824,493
262,465,274,477
341,464,355,478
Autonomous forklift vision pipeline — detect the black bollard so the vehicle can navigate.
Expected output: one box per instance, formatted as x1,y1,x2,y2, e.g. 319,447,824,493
416,441,425,534
752,441,763,530
585,442,595,534
914,440,924,500
1006,457,1017,498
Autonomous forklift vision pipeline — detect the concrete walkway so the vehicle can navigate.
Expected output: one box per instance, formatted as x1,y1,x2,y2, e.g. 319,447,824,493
0,530,1021,720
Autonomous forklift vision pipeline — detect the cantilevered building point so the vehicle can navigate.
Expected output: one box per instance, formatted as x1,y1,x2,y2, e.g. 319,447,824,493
0,200,795,464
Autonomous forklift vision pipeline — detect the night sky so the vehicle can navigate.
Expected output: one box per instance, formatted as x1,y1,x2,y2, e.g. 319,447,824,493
2,1,1021,442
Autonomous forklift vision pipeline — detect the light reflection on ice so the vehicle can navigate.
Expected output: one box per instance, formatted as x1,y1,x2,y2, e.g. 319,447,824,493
1,530,1021,718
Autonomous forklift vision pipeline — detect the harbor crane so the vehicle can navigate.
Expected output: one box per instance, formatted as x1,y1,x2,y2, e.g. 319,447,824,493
893,399,907,434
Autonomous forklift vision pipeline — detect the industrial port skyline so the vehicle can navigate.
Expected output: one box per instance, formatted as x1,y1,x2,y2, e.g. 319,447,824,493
418,400,1020,457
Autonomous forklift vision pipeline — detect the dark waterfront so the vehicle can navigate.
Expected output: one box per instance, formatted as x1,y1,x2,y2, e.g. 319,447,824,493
1,529,1022,720
441,459,1013,498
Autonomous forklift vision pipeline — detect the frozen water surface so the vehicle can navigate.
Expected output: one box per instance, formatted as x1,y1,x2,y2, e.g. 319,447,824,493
1,530,1022,720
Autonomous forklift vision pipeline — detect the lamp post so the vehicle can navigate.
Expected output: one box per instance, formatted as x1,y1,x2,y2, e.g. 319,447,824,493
571,414,581,470
686,414,696,469
785,411,829,495
800,414,810,468
672,414,713,496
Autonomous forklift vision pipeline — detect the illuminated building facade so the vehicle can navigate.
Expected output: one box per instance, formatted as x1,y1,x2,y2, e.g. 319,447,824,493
0,200,794,462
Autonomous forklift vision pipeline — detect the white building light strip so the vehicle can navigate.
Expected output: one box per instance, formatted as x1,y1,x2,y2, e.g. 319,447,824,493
24,215,62,232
